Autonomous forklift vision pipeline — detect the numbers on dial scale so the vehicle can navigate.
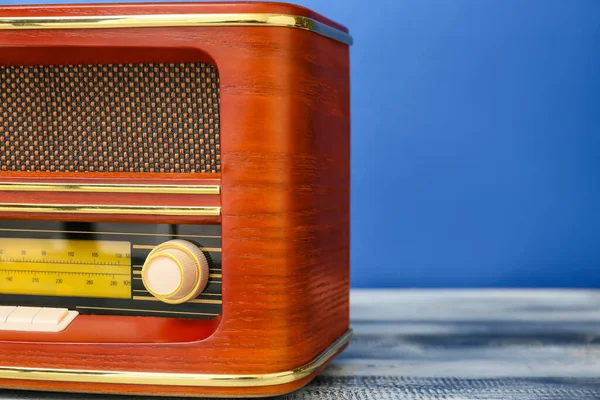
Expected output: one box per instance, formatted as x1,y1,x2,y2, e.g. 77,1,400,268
0,269,133,298
0,238,132,299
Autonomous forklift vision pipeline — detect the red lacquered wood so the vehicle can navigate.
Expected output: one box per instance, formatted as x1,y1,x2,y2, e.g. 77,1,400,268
0,213,221,225
0,46,216,68
0,2,350,397
0,192,220,207
0,315,221,344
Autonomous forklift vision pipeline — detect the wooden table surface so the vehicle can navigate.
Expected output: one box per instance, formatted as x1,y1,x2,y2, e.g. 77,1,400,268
2,289,600,399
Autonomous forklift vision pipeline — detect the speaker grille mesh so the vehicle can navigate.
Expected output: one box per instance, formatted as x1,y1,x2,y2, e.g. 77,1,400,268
0,63,220,173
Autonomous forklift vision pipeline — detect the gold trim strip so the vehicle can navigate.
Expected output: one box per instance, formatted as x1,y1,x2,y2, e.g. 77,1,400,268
132,265,220,271
0,13,353,45
0,330,352,387
0,228,222,239
0,203,221,217
133,244,221,252
0,182,219,195
132,296,222,305
75,305,217,317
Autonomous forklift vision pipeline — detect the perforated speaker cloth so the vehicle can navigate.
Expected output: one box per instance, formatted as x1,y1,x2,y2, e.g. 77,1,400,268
0,63,220,173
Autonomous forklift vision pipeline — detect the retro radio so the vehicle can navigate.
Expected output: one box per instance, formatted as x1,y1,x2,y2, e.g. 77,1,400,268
0,1,351,397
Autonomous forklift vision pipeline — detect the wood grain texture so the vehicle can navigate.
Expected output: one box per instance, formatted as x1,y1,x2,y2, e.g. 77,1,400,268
0,1,350,397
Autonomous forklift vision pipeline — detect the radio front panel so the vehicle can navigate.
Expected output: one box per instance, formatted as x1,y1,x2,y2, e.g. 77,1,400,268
0,220,222,319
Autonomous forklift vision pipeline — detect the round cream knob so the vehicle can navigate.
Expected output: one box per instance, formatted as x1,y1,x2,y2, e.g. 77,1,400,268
141,240,209,304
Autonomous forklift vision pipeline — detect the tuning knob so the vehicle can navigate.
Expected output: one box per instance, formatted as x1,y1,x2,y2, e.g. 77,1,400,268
141,240,209,304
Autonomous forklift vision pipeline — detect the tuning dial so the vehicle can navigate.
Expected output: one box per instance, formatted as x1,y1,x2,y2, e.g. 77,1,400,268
141,240,209,304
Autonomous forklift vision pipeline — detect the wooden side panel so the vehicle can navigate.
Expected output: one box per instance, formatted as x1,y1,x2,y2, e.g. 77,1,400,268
219,25,351,370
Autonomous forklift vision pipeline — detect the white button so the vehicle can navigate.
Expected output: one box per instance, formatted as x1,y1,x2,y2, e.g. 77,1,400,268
0,306,16,323
6,306,42,324
32,308,69,325
0,306,78,332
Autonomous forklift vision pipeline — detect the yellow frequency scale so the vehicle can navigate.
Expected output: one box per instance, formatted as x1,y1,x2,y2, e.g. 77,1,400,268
0,238,131,299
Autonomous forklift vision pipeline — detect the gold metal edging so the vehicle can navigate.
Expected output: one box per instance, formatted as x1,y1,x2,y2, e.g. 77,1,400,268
0,203,221,217
0,182,220,195
0,13,353,45
0,330,353,387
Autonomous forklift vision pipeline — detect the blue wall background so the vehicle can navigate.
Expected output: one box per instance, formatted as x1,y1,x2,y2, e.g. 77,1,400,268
2,0,600,288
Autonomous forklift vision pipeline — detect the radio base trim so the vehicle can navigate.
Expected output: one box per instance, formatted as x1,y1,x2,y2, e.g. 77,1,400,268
0,330,352,388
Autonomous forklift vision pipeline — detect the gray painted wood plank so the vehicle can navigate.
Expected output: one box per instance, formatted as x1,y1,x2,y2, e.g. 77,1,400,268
1,289,600,399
